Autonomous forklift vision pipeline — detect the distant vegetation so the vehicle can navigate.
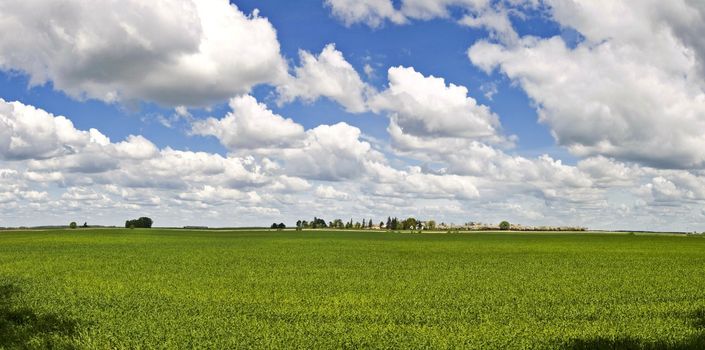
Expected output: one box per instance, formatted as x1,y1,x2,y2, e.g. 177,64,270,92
292,216,585,232
124,217,153,228
270,223,286,230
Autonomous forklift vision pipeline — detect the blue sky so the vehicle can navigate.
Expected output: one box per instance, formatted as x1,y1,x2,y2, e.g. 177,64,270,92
1,0,704,231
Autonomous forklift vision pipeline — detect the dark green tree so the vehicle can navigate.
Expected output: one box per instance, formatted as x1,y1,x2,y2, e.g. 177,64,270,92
402,217,418,230
125,217,153,228
499,221,510,230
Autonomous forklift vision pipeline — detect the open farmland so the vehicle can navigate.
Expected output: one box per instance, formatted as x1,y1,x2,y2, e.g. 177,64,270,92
1,229,704,349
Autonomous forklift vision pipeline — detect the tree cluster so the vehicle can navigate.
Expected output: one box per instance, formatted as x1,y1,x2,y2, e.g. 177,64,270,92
125,217,153,228
384,217,424,230
270,223,286,230
292,216,438,231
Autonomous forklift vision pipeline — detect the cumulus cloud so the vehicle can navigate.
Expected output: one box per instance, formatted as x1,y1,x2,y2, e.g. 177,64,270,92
277,44,371,113
191,96,382,181
468,0,705,169
325,0,406,27
0,98,110,160
315,185,350,200
0,0,287,107
276,122,384,181
370,66,505,141
325,0,492,27
191,95,305,150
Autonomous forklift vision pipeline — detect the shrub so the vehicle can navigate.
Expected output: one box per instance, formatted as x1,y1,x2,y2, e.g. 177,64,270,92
499,221,510,230
69,222,77,229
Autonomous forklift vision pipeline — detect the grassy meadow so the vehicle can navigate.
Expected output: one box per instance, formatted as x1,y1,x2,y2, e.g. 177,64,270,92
1,228,704,349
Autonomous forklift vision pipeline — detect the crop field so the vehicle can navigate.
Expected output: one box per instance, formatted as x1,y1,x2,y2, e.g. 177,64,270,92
1,229,704,349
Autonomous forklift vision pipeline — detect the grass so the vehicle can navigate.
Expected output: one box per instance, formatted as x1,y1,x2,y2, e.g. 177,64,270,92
0,229,704,349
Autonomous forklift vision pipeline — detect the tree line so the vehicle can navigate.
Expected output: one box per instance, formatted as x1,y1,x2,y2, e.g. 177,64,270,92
293,217,442,231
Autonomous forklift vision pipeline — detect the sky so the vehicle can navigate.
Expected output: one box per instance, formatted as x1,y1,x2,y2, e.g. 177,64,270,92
1,0,704,231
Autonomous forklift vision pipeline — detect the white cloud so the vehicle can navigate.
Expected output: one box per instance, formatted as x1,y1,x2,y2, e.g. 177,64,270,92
277,122,383,181
325,0,492,27
3,90,705,231
362,161,479,200
192,96,384,181
0,0,287,107
370,66,505,141
325,0,406,27
277,44,371,113
315,185,350,200
191,95,305,150
468,1,705,169
0,98,110,160
114,136,159,160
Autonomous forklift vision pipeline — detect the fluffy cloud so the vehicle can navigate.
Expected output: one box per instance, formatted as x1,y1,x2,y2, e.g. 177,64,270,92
0,98,110,160
275,122,383,181
191,95,305,150
277,44,371,113
325,0,491,27
366,164,480,199
0,0,287,107
371,66,504,141
191,96,383,181
468,0,705,169
315,185,350,200
325,0,406,27
0,99,507,226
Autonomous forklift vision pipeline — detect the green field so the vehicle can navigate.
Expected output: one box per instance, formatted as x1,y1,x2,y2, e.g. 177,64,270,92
1,229,704,349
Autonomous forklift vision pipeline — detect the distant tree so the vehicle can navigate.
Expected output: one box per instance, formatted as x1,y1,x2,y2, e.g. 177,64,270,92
296,220,302,228
402,217,417,230
309,217,327,229
125,217,152,228
362,219,366,228
391,217,399,230
386,217,392,230
301,220,309,229
69,222,77,229
82,222,88,228
379,221,384,229
277,223,286,230
354,222,361,229
499,221,510,230
271,223,278,229
368,219,373,229
427,220,436,231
